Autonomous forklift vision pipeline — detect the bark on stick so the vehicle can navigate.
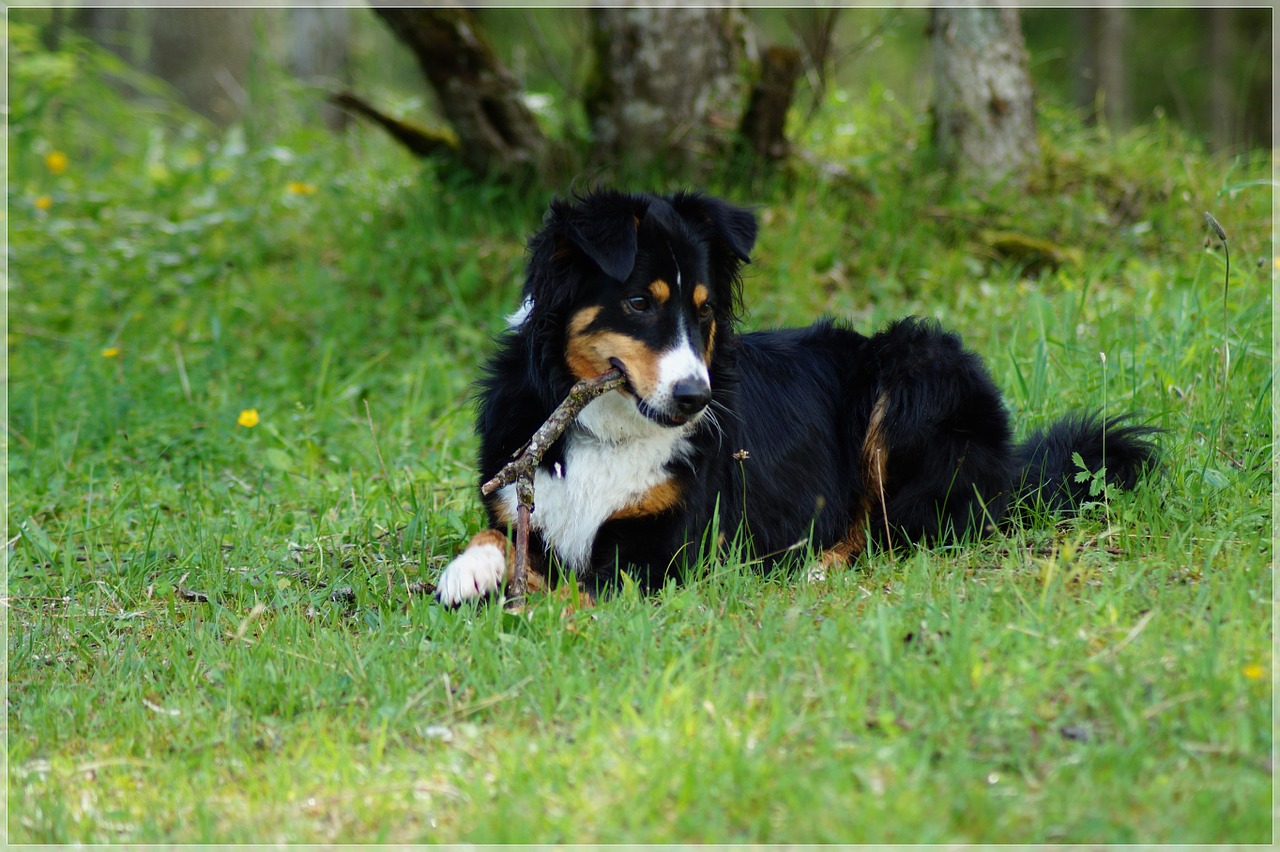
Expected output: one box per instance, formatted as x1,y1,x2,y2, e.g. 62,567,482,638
481,368,626,598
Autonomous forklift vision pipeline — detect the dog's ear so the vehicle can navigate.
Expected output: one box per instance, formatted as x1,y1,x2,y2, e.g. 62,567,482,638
520,191,643,329
560,192,641,282
670,191,758,264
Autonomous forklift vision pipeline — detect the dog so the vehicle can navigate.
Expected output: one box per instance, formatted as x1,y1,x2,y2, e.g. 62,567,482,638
434,189,1158,606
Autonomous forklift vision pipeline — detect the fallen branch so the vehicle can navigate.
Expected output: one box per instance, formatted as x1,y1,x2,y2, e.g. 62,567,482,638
481,368,626,598
329,90,460,159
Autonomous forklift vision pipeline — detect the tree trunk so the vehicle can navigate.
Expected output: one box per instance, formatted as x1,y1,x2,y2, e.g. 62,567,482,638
739,45,804,161
371,6,547,179
288,7,351,132
1204,7,1235,153
1239,9,1272,150
147,8,254,126
1074,8,1130,130
586,7,747,175
930,7,1040,186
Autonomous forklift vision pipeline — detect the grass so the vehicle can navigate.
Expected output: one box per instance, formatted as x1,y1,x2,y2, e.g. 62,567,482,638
6,25,1274,844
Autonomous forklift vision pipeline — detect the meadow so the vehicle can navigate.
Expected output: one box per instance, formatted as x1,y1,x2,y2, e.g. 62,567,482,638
6,26,1274,843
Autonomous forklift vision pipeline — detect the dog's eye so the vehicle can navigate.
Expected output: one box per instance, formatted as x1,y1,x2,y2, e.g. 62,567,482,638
697,303,713,322
625,295,652,313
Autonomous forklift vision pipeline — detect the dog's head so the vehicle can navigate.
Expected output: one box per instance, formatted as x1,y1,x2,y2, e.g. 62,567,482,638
516,189,757,428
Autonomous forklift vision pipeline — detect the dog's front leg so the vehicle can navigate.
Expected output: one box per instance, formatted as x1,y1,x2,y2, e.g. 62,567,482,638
435,529,547,606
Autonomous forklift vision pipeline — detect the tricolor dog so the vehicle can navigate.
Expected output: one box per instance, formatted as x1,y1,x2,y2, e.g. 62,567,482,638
435,189,1157,606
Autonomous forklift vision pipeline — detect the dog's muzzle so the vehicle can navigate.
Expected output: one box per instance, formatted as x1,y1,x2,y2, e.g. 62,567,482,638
670,376,712,418
612,348,713,428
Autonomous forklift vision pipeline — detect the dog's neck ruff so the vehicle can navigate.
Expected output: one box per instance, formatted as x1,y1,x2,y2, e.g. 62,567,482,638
497,390,696,572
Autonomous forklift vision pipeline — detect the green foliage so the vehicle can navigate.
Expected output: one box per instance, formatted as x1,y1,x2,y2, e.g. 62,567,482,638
7,28,1272,845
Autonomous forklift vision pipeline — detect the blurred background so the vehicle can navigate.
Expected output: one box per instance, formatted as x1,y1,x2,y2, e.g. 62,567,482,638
21,5,1273,160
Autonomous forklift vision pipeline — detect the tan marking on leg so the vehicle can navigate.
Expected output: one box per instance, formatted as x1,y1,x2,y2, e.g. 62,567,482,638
466,528,552,597
814,392,893,573
608,478,684,521
814,504,869,575
469,528,514,563
863,392,892,544
648,279,671,304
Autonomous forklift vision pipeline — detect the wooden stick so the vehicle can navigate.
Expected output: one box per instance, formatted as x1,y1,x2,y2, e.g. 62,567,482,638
481,368,626,498
512,477,534,599
481,368,626,599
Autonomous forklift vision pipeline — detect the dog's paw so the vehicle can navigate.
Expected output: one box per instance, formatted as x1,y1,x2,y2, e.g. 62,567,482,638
435,541,507,606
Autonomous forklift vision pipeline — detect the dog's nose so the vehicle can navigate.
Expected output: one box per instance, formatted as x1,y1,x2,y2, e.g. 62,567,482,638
671,377,712,416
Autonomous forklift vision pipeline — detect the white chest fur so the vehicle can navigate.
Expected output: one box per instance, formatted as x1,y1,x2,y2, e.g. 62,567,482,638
496,391,694,572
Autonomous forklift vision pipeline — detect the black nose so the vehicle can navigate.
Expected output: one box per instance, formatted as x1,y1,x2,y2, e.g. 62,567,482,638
671,377,712,416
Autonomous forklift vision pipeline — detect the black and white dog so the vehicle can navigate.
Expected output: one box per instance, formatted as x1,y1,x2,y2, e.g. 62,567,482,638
436,189,1158,605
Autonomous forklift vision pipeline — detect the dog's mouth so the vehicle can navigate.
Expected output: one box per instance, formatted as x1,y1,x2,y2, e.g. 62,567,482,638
637,399,689,427
608,357,690,427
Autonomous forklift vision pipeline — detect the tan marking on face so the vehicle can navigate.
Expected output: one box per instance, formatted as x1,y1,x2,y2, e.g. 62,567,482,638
569,305,602,335
565,306,661,394
694,284,715,365
692,283,710,310
648,279,671,304
608,478,684,521
581,334,660,396
565,306,605,379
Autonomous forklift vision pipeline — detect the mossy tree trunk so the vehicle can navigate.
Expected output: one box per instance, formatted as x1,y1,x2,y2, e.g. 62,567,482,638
585,7,748,175
930,7,1040,186
739,45,804,161
371,6,548,179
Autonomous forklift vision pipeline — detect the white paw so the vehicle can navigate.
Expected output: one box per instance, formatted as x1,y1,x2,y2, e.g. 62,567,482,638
436,543,506,606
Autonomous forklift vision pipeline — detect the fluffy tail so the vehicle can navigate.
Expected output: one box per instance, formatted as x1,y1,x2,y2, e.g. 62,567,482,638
1014,412,1160,515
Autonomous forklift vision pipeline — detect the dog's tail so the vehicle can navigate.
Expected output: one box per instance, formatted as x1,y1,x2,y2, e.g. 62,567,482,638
1013,412,1160,515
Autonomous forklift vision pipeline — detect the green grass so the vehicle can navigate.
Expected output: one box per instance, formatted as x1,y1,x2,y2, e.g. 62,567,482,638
7,27,1273,844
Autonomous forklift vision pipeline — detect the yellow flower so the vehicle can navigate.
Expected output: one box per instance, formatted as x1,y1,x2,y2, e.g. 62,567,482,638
1243,663,1267,680
101,346,120,358
35,195,52,211
237,409,260,428
286,180,317,196
45,150,68,175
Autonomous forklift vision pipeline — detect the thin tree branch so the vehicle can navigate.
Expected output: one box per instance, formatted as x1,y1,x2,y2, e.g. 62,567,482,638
481,368,626,498
481,368,625,599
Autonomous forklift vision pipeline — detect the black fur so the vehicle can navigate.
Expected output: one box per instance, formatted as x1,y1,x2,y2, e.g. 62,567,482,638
469,189,1159,597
